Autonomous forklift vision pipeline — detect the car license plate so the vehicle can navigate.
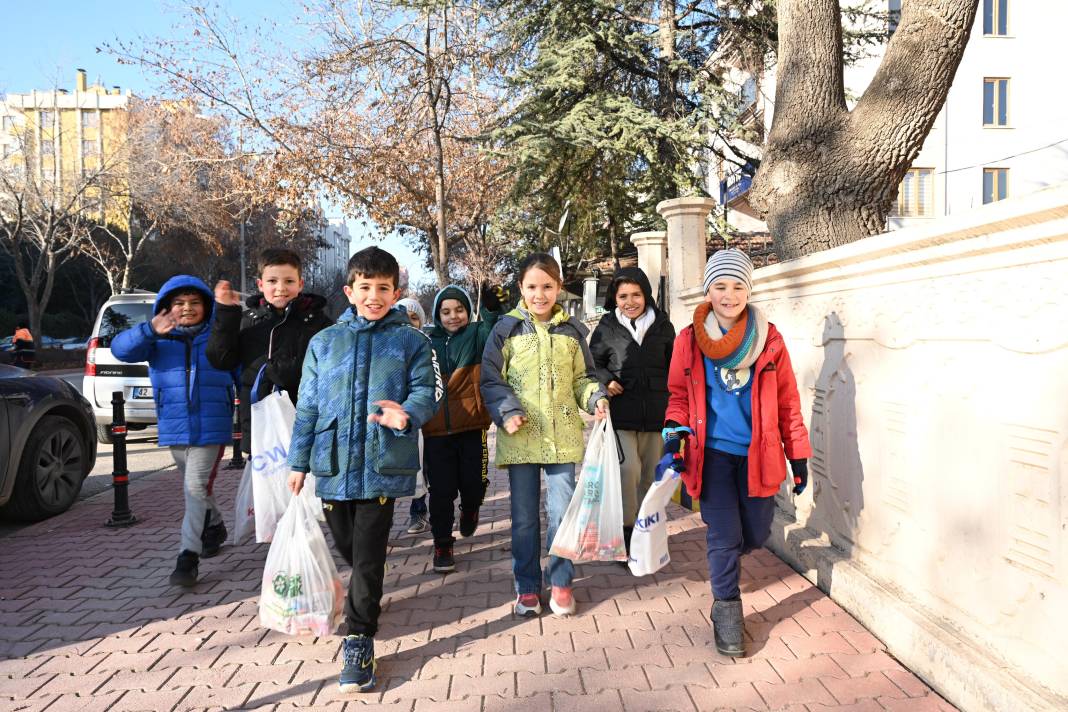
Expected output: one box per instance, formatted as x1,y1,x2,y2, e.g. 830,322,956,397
133,387,153,399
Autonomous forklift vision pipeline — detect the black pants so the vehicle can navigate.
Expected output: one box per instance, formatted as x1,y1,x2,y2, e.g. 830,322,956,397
424,429,489,546
699,449,776,601
322,497,395,637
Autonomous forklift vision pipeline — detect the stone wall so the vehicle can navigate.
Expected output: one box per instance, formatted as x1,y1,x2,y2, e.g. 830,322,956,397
663,187,1068,711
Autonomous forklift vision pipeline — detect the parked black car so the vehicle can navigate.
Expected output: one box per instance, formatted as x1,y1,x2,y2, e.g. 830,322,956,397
0,365,97,521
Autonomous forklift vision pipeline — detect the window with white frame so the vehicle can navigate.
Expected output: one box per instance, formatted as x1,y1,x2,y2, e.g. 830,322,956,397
895,168,935,217
82,140,99,156
81,110,100,129
40,138,55,156
983,78,1009,126
39,110,55,129
984,0,1008,36
983,167,1008,203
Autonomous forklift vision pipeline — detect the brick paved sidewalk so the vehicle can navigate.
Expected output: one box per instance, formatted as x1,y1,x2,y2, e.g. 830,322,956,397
0,452,956,712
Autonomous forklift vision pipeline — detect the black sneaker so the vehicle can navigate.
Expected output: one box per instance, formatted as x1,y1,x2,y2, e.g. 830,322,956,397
169,550,199,587
201,521,228,558
433,544,455,573
339,634,376,693
458,507,479,537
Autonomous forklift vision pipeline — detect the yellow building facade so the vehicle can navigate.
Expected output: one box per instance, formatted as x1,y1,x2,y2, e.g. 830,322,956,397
1,69,132,228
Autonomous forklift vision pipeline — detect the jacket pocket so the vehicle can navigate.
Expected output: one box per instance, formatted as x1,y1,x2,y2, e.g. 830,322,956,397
374,427,418,476
760,432,788,487
311,415,339,475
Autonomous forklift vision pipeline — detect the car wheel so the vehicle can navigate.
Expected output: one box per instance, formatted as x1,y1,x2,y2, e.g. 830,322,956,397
96,423,115,445
1,416,89,522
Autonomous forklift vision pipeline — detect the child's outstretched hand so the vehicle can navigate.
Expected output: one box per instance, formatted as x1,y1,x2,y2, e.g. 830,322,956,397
594,398,610,420
371,400,410,431
150,306,180,335
503,414,526,434
214,280,241,306
288,471,305,495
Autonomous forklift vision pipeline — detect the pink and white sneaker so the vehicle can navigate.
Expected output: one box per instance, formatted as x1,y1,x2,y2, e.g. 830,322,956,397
549,586,576,617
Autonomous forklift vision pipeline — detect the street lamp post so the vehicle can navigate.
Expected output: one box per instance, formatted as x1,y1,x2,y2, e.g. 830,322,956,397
239,220,247,294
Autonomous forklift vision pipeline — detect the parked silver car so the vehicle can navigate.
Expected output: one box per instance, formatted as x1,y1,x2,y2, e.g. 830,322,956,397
83,291,158,443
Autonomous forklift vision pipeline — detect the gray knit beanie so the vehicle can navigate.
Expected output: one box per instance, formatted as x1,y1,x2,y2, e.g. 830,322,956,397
702,249,754,294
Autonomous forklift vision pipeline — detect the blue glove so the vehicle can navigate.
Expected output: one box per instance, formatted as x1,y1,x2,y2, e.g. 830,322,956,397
790,459,809,495
654,453,678,482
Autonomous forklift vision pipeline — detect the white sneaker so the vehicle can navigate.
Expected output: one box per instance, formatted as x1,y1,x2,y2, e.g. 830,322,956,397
549,586,576,617
406,514,428,534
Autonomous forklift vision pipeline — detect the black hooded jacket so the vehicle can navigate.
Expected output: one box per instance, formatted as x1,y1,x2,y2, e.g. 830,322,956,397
206,291,333,452
589,267,676,432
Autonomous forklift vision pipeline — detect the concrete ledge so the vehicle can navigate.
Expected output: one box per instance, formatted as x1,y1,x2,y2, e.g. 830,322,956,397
766,513,1067,712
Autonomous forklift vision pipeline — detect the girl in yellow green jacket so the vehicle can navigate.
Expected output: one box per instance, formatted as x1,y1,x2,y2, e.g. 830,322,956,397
480,253,608,618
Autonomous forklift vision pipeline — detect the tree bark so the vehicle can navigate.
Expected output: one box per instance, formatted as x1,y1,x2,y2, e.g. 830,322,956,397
655,0,681,184
749,0,979,260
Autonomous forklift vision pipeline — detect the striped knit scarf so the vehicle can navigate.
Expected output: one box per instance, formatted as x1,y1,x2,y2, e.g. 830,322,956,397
692,303,768,370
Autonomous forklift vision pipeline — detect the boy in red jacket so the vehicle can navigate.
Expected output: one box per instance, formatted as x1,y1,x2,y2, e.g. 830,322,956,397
661,249,811,657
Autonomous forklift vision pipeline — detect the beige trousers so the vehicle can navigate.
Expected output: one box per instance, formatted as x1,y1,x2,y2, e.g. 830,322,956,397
616,430,663,527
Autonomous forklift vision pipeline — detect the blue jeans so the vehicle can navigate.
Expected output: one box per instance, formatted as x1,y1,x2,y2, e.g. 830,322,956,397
508,463,576,594
699,449,776,600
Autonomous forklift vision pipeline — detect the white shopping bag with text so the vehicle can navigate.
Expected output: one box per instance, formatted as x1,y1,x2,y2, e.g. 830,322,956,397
628,467,680,576
250,387,323,542
549,412,627,562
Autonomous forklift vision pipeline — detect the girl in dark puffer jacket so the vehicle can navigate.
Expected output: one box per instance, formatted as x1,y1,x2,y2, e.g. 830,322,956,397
589,267,676,557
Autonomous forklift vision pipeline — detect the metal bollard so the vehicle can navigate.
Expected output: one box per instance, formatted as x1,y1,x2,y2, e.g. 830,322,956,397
105,390,138,527
225,395,245,470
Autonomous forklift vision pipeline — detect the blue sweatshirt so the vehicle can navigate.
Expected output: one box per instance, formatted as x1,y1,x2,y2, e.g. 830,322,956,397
703,351,753,456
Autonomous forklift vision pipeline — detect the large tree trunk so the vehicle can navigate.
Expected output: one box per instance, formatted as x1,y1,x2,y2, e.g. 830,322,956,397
749,0,979,260
655,0,681,186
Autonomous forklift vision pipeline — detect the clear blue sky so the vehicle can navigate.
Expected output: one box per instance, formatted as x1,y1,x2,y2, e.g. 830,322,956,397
0,0,432,288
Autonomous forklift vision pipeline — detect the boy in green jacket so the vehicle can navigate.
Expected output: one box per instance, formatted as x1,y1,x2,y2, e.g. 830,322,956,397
422,284,506,572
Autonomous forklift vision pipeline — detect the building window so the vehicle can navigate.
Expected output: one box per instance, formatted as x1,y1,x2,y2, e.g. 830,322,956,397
895,168,934,217
39,110,55,129
1,116,13,132
983,78,1009,126
888,0,902,35
81,111,100,129
40,138,55,156
82,140,99,156
984,0,1008,36
983,168,1008,203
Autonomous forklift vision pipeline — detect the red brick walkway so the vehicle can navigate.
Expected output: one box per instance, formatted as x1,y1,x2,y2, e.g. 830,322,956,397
0,451,956,711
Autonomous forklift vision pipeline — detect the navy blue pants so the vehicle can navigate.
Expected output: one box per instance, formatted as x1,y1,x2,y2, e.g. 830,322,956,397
699,448,776,600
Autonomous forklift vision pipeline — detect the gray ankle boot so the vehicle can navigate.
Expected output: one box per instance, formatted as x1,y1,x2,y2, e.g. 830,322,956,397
710,598,745,657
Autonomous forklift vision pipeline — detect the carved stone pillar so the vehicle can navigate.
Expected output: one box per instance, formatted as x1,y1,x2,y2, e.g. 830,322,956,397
656,197,715,330
629,231,668,305
582,276,599,319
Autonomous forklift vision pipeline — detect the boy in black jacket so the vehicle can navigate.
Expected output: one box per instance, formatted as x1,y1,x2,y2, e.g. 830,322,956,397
206,248,334,452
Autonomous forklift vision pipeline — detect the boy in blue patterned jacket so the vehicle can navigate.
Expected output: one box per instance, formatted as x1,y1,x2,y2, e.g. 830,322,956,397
287,247,441,693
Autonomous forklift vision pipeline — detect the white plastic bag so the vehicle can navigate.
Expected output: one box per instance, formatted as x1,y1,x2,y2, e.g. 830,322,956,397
628,467,681,576
250,388,324,541
259,494,344,636
549,412,627,562
233,462,256,544
413,432,427,498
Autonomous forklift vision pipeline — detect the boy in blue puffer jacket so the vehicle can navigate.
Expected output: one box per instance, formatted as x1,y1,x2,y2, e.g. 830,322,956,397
287,247,441,693
111,275,235,587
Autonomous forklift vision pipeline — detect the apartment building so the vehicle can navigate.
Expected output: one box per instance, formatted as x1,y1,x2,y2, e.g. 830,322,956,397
710,0,1068,238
